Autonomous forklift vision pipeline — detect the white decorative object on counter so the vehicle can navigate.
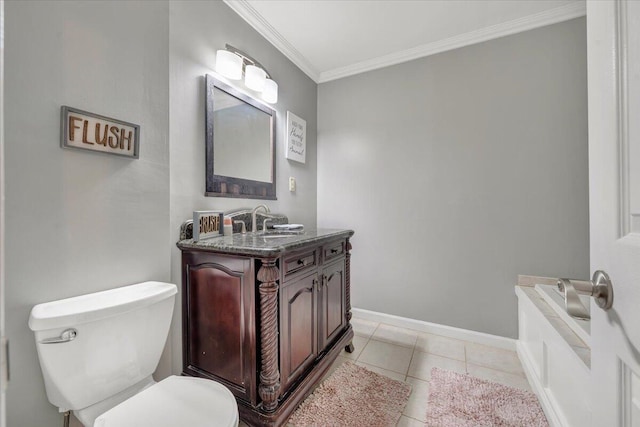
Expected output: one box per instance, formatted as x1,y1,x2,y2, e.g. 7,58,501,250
273,224,304,230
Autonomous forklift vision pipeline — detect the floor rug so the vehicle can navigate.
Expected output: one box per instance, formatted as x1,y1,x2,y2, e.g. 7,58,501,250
288,361,411,426
425,368,549,427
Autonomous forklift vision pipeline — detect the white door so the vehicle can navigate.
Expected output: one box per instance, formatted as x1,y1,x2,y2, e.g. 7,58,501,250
0,1,6,426
0,1,5,426
588,0,640,425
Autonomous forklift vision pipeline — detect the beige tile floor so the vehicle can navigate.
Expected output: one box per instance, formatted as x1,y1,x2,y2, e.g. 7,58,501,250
342,318,531,426
240,317,531,426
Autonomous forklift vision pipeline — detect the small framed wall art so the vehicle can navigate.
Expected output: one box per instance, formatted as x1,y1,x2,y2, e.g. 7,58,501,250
193,210,224,242
286,111,306,164
61,106,140,158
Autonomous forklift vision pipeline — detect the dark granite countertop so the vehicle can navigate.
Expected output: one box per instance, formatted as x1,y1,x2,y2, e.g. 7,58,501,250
177,228,354,258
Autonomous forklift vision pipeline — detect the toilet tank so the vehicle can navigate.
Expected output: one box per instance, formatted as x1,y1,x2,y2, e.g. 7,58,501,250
28,281,178,412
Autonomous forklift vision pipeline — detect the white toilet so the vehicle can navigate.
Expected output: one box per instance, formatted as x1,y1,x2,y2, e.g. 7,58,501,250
28,281,239,427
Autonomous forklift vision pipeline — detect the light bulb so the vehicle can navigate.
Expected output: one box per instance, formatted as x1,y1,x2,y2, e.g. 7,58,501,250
245,65,267,91
215,50,242,80
262,79,278,104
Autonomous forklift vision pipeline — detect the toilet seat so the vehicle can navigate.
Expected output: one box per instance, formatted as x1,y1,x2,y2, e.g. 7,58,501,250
93,375,239,427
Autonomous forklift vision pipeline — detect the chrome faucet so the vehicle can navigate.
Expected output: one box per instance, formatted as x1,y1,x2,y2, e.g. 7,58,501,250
557,278,591,320
556,271,614,320
251,204,270,232
233,220,247,234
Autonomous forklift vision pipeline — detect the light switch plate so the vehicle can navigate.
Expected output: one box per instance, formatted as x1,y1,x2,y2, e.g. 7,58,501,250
289,177,296,192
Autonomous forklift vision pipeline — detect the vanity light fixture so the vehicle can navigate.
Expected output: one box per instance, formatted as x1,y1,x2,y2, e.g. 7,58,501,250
215,44,278,104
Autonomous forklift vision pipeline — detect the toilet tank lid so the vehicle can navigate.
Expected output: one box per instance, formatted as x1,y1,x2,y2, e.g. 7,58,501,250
29,281,178,331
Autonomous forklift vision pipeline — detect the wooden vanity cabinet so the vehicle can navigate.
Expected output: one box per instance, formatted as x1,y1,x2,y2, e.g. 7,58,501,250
179,234,354,426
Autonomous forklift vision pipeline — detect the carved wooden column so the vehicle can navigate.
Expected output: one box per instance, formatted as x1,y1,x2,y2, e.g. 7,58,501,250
344,240,355,353
257,258,281,412
345,240,352,322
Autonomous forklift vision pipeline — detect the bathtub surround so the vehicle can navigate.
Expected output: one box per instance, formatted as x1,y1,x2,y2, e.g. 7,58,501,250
517,275,563,287
535,284,591,345
516,285,590,426
318,17,589,339
517,275,592,344
517,286,590,365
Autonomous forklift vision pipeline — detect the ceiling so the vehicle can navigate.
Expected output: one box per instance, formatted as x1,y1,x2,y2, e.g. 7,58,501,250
224,0,586,83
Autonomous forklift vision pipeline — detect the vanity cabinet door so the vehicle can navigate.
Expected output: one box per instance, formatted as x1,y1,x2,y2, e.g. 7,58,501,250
279,273,318,392
182,252,256,405
318,258,346,350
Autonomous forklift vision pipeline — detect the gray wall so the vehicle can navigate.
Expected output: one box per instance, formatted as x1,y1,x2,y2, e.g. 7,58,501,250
317,17,589,338
4,1,317,425
167,0,318,376
5,1,170,426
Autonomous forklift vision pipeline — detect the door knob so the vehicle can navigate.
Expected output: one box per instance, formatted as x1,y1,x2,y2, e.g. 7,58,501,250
591,270,613,310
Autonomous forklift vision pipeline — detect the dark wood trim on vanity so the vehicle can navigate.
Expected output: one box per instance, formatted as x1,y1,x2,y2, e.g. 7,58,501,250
344,241,354,353
256,258,281,412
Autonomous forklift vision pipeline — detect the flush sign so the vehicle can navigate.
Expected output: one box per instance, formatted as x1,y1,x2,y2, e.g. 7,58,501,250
61,106,140,158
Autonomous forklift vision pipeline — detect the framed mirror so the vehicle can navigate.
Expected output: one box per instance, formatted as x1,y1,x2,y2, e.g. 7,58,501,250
205,74,276,199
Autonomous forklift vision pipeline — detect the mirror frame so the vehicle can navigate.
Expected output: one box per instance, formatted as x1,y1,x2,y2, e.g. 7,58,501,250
205,74,276,200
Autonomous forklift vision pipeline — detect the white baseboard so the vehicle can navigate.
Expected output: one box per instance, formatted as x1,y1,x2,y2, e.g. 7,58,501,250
352,307,516,351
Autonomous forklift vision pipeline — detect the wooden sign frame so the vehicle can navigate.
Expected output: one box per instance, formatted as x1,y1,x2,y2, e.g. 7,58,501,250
61,106,140,158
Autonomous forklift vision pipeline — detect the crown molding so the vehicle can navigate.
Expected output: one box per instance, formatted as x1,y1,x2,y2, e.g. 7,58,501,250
224,0,586,85
223,0,321,83
318,1,586,83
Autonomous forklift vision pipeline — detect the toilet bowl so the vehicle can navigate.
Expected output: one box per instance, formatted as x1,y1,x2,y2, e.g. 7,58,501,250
94,376,238,427
28,281,239,427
